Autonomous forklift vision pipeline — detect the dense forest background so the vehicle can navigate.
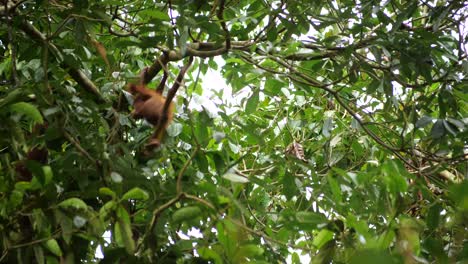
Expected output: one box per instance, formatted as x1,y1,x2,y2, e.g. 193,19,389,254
0,0,467,263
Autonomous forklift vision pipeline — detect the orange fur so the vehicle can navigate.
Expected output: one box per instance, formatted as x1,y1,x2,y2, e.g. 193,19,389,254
128,84,174,148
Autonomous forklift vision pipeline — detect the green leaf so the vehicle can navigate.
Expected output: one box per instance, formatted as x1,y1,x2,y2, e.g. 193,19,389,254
313,229,334,249
122,187,149,200
198,246,223,264
99,201,116,221
55,211,73,244
446,117,465,130
383,161,408,194
376,230,395,249
431,119,445,139
9,102,43,124
264,78,284,95
195,153,209,173
115,206,135,254
58,198,88,211
99,187,116,198
239,244,264,257
245,90,259,114
328,175,342,203
116,205,130,223
43,239,62,257
295,211,327,225
195,110,210,144
24,161,51,186
9,190,23,208
42,166,53,185
442,119,458,136
415,115,432,128
172,206,202,223
14,181,32,191
114,221,135,254
426,204,442,230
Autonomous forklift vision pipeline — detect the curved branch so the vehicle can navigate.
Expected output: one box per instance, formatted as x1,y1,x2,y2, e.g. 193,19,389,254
143,193,185,245
142,41,254,84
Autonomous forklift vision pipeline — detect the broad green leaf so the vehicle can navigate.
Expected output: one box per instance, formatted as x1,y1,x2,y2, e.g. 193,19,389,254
376,230,396,249
9,190,23,208
198,246,223,264
99,187,116,198
327,175,342,203
446,117,465,130
122,187,149,200
23,161,52,186
443,119,458,136
245,90,259,114
195,110,210,144
313,229,334,249
114,221,135,254
415,115,432,128
295,211,327,225
10,102,43,124
58,198,88,211
116,205,130,222
14,181,32,191
239,244,264,257
431,119,445,139
196,153,209,173
172,206,202,223
426,204,442,230
383,161,408,194
42,166,53,185
99,201,116,221
43,239,62,257
115,206,135,254
264,78,283,95
55,211,73,244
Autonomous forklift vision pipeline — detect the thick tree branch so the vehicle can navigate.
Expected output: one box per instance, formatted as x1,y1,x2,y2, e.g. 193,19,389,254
142,41,254,84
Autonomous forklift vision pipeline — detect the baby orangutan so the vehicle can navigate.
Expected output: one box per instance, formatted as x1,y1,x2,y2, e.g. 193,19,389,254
128,82,174,148
128,57,192,149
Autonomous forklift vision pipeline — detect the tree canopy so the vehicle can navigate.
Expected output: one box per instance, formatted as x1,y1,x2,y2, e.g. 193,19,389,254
0,0,467,263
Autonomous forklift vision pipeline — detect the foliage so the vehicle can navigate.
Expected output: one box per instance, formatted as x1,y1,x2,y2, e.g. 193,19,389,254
0,0,467,263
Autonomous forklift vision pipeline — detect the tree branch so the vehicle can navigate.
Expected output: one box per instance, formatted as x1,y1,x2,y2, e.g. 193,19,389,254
142,41,254,84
